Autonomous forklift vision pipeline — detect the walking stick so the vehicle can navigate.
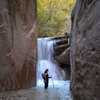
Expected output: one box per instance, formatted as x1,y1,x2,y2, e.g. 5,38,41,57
51,76,54,88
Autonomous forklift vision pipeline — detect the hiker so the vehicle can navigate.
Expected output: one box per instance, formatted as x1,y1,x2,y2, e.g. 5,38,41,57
43,69,52,89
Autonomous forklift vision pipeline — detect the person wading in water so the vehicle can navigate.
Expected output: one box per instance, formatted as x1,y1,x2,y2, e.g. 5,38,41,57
43,69,52,89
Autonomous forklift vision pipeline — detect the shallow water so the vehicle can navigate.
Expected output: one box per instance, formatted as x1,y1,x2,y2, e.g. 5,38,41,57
36,37,72,100
0,80,73,100
37,80,73,100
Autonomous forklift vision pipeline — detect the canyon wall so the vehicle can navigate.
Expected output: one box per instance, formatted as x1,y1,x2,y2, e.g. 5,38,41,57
0,0,37,91
70,0,100,100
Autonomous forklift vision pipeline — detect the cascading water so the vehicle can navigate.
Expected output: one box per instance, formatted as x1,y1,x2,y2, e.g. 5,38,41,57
37,37,65,86
36,37,72,100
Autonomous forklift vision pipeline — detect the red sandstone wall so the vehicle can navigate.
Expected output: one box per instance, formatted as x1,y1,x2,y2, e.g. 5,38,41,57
0,0,37,91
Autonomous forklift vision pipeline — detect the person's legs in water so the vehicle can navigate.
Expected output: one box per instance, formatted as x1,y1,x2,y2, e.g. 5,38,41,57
44,79,48,89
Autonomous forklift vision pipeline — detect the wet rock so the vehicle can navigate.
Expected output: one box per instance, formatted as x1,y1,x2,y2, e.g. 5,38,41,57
53,35,70,56
55,47,70,80
70,0,100,100
0,0,37,91
56,47,70,65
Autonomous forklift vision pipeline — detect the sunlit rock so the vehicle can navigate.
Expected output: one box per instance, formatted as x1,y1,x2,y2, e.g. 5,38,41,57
0,0,37,91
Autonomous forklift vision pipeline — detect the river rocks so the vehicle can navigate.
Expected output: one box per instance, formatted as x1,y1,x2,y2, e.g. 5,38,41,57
70,0,100,100
0,0,37,91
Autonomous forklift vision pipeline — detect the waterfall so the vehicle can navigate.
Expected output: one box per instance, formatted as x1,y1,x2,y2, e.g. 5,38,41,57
37,37,65,86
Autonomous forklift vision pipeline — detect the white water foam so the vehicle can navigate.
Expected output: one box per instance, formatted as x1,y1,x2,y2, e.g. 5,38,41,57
37,37,65,86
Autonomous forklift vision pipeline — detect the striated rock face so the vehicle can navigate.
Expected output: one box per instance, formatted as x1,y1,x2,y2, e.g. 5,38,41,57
0,0,37,91
70,0,100,100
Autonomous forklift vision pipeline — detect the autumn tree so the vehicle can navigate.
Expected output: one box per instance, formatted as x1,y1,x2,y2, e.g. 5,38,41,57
37,0,76,37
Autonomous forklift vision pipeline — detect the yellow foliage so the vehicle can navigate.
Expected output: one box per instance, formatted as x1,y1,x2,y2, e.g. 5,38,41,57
37,0,76,37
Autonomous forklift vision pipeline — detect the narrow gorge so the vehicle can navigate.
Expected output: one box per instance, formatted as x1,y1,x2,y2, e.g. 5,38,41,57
0,0,100,100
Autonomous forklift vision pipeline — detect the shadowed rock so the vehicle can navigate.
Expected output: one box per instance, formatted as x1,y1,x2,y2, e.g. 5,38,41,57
56,39,68,46
56,47,70,65
52,35,70,40
55,44,70,56
70,0,100,100
55,47,70,80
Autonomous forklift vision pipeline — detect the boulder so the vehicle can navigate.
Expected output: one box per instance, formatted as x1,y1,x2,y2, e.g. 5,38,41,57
56,47,70,65
0,0,37,91
55,47,70,80
70,0,100,100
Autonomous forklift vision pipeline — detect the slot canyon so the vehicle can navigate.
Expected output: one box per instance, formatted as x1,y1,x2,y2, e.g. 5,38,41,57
0,0,100,100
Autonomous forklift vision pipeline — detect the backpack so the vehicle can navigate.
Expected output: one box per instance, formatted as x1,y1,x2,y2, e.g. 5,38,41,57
41,73,45,79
